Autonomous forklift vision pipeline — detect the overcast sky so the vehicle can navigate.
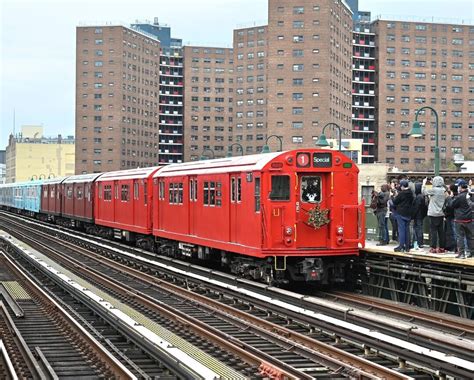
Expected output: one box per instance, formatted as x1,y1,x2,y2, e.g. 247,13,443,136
1,0,473,149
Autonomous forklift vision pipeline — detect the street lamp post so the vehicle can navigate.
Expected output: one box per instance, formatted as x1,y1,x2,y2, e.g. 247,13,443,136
261,135,283,154
227,143,244,157
200,148,215,160
315,122,342,151
409,106,439,177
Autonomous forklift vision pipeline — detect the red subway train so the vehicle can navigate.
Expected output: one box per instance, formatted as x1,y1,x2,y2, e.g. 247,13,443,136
0,149,365,284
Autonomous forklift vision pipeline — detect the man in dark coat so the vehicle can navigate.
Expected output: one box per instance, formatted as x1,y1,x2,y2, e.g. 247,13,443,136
376,184,390,245
452,180,473,259
393,180,414,252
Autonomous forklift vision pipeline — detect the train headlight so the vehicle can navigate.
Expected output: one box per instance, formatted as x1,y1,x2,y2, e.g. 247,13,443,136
336,226,344,236
285,226,293,236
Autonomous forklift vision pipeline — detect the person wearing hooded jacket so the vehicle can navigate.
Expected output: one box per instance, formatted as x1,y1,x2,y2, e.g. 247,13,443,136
393,180,414,252
452,180,473,259
422,176,446,253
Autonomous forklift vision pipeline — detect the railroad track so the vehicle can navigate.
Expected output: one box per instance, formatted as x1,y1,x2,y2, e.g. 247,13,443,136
3,212,470,377
1,218,407,379
319,290,474,338
2,213,473,378
0,250,135,379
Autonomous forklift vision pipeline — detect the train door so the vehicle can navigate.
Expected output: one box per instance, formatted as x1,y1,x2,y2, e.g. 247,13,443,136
229,174,241,243
296,174,329,248
188,176,198,235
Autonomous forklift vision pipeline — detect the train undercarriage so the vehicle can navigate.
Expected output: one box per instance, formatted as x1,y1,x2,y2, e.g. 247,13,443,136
5,208,356,286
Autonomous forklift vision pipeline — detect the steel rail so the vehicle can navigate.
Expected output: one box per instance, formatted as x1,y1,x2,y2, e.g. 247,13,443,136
3,217,412,380
0,250,137,380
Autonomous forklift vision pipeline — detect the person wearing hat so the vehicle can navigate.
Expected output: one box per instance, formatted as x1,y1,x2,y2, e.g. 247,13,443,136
452,179,473,259
393,180,414,252
422,176,447,253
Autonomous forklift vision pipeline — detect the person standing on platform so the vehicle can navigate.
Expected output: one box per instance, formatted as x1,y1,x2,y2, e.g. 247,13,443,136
388,180,399,243
376,184,390,246
452,180,473,259
444,184,458,253
412,182,427,250
423,176,446,253
393,180,414,253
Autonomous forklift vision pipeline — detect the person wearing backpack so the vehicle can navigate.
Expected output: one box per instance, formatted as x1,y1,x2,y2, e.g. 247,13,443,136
422,176,447,253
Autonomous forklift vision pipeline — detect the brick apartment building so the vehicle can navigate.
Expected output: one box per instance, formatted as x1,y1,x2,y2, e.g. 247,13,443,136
373,20,474,170
75,25,161,174
183,46,234,161
233,25,269,155
266,0,354,151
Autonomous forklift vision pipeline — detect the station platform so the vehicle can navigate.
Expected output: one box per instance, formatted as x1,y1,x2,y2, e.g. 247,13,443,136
363,240,474,267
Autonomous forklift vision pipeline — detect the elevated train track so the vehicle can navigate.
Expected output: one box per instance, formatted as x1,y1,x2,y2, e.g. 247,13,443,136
1,211,473,379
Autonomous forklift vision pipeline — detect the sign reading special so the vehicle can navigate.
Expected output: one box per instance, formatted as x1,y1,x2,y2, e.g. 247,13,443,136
313,152,332,168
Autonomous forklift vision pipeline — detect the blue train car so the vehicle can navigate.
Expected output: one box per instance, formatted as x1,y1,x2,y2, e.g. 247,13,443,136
0,183,15,208
3,181,44,214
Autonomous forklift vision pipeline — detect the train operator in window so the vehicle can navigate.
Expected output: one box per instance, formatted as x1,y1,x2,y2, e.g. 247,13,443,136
302,177,321,203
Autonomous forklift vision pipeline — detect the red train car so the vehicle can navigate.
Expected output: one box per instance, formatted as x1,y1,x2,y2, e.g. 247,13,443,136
153,149,365,284
40,177,67,218
61,173,101,228
94,167,160,246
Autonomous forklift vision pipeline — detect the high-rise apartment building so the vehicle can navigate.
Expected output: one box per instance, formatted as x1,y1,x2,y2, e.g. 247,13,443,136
266,0,353,151
233,26,268,155
374,20,474,170
132,20,185,165
183,46,234,161
75,25,161,174
352,13,377,164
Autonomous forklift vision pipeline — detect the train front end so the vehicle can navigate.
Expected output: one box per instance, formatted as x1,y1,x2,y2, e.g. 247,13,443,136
260,149,365,284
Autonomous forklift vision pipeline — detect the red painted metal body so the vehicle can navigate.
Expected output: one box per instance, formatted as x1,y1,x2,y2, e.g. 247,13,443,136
152,150,365,259
41,177,66,216
94,167,160,235
61,173,101,223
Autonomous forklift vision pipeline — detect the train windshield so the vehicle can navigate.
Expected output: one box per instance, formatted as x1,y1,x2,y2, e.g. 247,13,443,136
301,176,321,203
269,175,290,201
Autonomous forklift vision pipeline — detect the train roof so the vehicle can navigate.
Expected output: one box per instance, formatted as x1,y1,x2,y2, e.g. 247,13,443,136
96,166,161,182
154,151,284,177
63,173,103,184
42,176,68,185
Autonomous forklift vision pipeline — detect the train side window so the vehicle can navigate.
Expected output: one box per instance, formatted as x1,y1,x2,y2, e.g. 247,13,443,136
103,185,111,201
98,183,102,199
254,177,261,212
301,176,321,203
114,182,118,199
121,184,129,202
43,188,47,198
76,187,83,200
67,186,73,199
209,181,216,206
168,183,174,204
133,181,139,200
194,180,198,201
237,178,242,202
189,179,194,201
204,181,209,205
144,182,148,205
159,181,164,200
231,178,236,202
269,175,290,201
178,183,183,204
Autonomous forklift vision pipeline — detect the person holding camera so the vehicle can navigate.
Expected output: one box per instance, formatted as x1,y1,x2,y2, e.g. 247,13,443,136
422,176,446,253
